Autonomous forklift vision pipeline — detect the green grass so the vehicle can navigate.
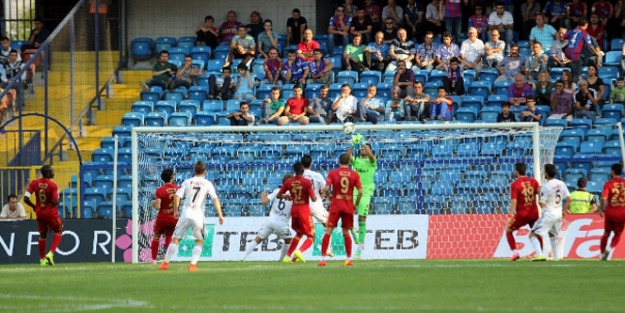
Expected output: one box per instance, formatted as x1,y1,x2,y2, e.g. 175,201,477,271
1,260,624,312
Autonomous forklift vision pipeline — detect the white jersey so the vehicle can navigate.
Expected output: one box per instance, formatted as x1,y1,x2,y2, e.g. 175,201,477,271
175,176,218,219
267,188,292,222
303,169,325,205
539,179,570,217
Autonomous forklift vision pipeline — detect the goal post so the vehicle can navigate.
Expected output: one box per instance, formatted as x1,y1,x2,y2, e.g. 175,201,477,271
130,122,560,263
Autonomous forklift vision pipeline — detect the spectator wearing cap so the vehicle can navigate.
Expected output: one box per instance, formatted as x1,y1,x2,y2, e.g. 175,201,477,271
567,178,597,214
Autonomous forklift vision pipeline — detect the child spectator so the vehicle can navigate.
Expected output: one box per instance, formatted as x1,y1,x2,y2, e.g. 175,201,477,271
611,77,625,104
226,101,255,126
208,67,235,100
429,86,453,121
518,95,542,122
442,57,464,95
497,102,516,122
234,64,256,101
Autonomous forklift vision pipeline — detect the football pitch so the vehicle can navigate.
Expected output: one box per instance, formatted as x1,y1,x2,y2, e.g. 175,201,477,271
1,260,623,313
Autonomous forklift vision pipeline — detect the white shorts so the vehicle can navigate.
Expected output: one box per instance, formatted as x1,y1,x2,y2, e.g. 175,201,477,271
531,212,562,237
172,215,206,241
310,201,328,224
257,217,292,240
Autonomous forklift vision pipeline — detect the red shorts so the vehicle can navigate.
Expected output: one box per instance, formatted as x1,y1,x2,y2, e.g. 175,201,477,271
508,213,538,231
605,210,625,236
327,209,354,229
153,215,177,238
291,215,314,237
36,208,63,233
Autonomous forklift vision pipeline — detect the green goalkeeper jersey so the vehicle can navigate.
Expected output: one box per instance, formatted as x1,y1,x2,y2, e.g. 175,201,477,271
352,156,377,195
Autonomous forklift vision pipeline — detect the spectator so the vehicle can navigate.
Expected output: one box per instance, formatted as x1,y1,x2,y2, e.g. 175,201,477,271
425,0,445,35
285,84,310,125
549,28,570,68
610,77,625,104
534,70,554,105
459,27,484,73
567,178,598,214
585,64,605,107
622,40,625,78
381,17,398,45
343,0,359,18
392,60,415,98
331,83,358,123
0,37,21,65
591,0,612,29
227,101,254,126
208,67,235,100
257,19,279,59
307,84,333,124
328,5,352,57
365,31,391,72
469,4,489,42
225,26,255,69
143,50,176,90
363,0,382,33
246,11,264,41
262,47,283,86
549,79,574,123
495,44,526,82
388,28,416,72
234,64,256,102
343,33,366,73
518,95,542,122
404,81,430,122
286,9,307,47
1,49,27,90
297,29,320,63
404,0,425,44
530,13,557,55
21,17,50,52
524,42,548,80
218,11,242,43
385,87,406,122
434,31,460,70
195,15,219,50
0,195,26,219
483,29,505,69
563,18,600,81
382,0,404,28
497,102,517,122
414,31,438,73
429,86,454,121
260,86,288,125
0,86,15,122
542,0,567,29
442,57,465,96
357,84,386,124
586,13,605,51
307,49,334,85
443,0,463,45
611,0,625,43
351,8,374,44
488,2,514,54
575,79,598,122
282,49,309,85
171,55,203,91
508,74,533,107
561,70,577,94
565,0,587,30
520,0,541,40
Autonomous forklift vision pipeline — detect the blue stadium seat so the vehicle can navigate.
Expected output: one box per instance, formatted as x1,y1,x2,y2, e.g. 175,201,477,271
376,82,392,99
140,89,161,103
154,100,177,116
92,148,114,163
494,81,511,96
131,37,153,62
604,51,622,68
195,112,214,126
328,83,342,99
207,59,224,72
580,141,603,155
586,180,602,194
361,71,382,85
590,168,611,183
226,99,243,112
611,38,624,51
432,144,454,158
179,100,200,118
177,36,196,47
336,70,358,85
117,148,132,164
257,84,275,99
454,107,476,123
555,142,576,158
213,45,230,61
593,118,616,132
462,95,483,115
469,80,491,99
155,36,176,52
428,70,446,85
191,46,211,67
352,82,368,99
586,129,609,146
545,118,568,128
203,99,224,112
97,202,115,219
145,112,166,126
487,94,506,107
84,187,108,204
163,91,184,104
599,67,619,81
570,118,593,132
187,86,208,102
480,142,505,156
131,101,153,114
604,140,622,156
168,51,186,63
170,112,192,126
382,69,396,82
602,104,624,121
480,106,500,122
479,69,498,84
121,112,144,127
560,129,585,147
412,69,428,83
100,137,116,150
424,81,443,98
305,84,323,99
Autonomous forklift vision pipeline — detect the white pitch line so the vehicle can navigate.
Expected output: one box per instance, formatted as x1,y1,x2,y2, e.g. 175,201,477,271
0,294,151,313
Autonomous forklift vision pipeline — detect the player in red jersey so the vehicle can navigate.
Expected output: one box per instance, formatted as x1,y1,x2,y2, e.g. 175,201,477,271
599,163,625,261
318,152,362,267
507,162,541,261
277,162,317,263
149,168,180,264
23,165,62,266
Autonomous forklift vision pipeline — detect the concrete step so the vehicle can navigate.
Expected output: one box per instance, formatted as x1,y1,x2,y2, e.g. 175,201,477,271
119,70,151,84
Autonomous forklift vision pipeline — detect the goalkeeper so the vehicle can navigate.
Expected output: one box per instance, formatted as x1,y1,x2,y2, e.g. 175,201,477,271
347,133,377,260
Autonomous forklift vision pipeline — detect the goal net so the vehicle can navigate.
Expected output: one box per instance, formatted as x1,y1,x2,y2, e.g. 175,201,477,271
130,123,561,262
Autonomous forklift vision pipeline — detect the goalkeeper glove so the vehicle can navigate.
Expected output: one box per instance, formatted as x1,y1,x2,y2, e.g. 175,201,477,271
351,134,364,146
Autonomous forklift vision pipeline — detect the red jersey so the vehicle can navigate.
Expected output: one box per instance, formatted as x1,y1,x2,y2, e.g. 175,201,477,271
297,40,320,62
510,177,540,216
279,176,315,217
26,177,59,211
155,183,180,217
602,177,625,212
286,97,309,115
326,167,362,213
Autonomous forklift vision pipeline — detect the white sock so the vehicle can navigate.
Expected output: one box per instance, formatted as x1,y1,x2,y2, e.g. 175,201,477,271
279,241,289,260
164,242,178,262
243,241,259,261
550,237,560,260
190,245,202,265
531,236,544,257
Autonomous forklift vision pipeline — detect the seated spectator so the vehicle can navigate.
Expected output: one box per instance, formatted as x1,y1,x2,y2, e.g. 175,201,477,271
260,86,288,125
0,37,22,64
208,67,234,100
488,2,514,54
195,15,219,50
343,33,366,72
518,95,542,122
495,45,526,82
575,79,598,122
429,86,453,121
549,79,574,123
328,5,352,56
392,60,415,98
591,0,611,29
530,13,556,54
542,0,566,29
246,11,264,41
567,177,598,214
586,13,605,54
286,8,307,47
565,0,587,30
497,102,517,122
307,84,333,124
219,10,243,43
143,50,176,90
550,28,570,69
381,17,398,44
442,57,465,96
404,81,430,122
343,0,359,18
585,64,605,107
483,29,505,69
610,77,625,104
0,195,26,219
404,0,425,44
386,87,406,122
226,101,255,126
257,19,279,59
521,0,541,40
225,26,255,69
261,47,282,86
331,83,358,123
382,0,404,28
434,31,460,71
21,17,50,53
459,27,484,73
171,55,204,92
306,49,334,85
0,86,16,122
425,0,444,35
1,49,28,90
508,74,533,107
234,64,256,101
351,8,373,44
468,4,489,42
282,49,309,85
534,70,554,105
364,31,391,72
363,0,382,33
285,84,310,125
297,29,320,62
387,28,416,72
561,70,577,94
523,42,548,80
357,84,386,124
414,31,438,73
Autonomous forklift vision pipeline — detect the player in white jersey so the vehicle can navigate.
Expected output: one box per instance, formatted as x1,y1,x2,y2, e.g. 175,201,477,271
529,164,571,261
158,161,224,271
300,155,334,257
241,174,294,261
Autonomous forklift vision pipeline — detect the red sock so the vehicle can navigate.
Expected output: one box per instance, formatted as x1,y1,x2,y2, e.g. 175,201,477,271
600,233,609,253
321,234,331,257
151,239,160,260
610,232,622,249
49,233,62,254
506,231,516,251
343,234,352,258
299,238,313,253
287,236,301,257
164,237,172,250
38,238,46,259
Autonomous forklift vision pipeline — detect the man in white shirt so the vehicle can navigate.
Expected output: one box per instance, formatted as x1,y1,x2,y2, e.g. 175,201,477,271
483,29,505,69
301,155,334,257
459,27,484,72
529,164,572,261
158,161,224,271
331,84,358,123
0,195,27,219
488,2,514,54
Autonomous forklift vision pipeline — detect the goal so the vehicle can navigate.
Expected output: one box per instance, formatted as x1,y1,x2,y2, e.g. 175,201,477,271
130,123,561,262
